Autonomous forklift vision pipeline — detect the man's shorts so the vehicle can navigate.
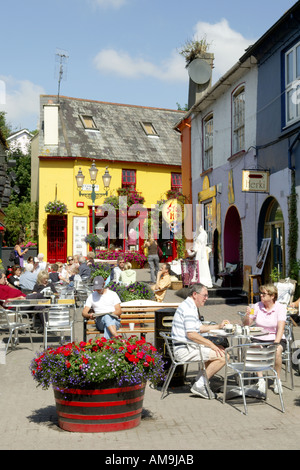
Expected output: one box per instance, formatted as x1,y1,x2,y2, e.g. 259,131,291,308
174,343,219,362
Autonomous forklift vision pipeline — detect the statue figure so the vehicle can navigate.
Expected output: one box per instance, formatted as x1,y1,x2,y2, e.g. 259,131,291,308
192,226,213,288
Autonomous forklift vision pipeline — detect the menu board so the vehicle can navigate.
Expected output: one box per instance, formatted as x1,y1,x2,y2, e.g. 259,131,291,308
73,216,87,256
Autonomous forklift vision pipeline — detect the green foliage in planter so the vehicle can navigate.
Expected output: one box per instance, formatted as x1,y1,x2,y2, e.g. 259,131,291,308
45,200,67,214
107,281,154,302
90,263,111,280
269,267,281,283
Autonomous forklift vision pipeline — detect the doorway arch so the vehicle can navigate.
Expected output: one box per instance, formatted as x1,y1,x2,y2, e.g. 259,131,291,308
223,205,243,285
258,197,285,281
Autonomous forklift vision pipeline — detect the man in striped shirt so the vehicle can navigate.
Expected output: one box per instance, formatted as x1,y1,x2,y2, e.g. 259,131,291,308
171,283,229,399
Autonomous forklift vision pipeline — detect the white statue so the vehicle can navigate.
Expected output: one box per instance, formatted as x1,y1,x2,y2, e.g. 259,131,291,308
192,226,213,288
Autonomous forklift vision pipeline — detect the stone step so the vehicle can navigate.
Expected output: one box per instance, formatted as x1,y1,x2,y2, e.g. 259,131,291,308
175,286,248,306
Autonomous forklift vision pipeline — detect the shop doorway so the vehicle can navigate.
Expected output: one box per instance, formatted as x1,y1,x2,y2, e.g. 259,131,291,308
47,215,67,263
258,197,285,281
223,205,243,286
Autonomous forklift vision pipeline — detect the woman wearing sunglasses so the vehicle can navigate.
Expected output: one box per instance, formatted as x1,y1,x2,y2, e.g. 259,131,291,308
244,284,287,395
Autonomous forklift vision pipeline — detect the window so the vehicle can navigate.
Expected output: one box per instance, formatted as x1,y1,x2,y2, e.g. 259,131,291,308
140,122,159,136
171,173,182,190
232,87,245,154
203,115,213,170
79,115,98,130
285,41,300,126
122,169,136,189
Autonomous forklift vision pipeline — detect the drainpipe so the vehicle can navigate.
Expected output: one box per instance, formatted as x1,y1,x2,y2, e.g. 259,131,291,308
288,130,300,170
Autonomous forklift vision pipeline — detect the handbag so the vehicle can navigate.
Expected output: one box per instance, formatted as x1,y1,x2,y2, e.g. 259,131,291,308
206,335,229,349
157,246,163,258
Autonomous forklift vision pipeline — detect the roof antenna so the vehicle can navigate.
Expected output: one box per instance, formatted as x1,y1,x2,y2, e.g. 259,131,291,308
55,48,69,103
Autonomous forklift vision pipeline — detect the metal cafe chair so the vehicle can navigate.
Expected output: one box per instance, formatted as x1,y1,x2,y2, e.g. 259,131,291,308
223,342,285,415
43,307,74,349
281,321,295,389
159,331,215,400
0,308,33,354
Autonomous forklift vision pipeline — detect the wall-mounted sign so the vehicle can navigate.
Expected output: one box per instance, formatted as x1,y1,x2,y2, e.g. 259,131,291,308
76,202,84,208
242,170,269,193
162,199,184,224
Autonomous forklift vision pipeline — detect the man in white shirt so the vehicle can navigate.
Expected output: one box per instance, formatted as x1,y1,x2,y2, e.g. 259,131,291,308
82,276,122,339
171,283,229,399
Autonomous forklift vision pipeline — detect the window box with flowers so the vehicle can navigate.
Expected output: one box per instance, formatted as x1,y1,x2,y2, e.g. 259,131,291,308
30,336,166,432
45,200,68,215
95,250,147,268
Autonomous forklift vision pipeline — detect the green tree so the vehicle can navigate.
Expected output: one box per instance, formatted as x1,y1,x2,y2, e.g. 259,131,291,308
3,201,37,246
7,149,31,203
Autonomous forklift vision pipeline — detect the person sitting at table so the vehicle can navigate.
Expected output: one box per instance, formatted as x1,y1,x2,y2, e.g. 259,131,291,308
86,251,96,267
119,262,136,286
78,256,92,281
19,263,37,292
82,275,122,339
49,264,60,283
33,270,57,296
35,253,48,275
151,263,171,302
0,271,26,301
243,283,287,395
110,255,125,283
56,262,70,283
171,283,229,399
8,265,22,288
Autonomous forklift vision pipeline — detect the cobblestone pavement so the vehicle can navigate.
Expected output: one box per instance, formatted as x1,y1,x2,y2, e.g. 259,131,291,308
1,269,300,451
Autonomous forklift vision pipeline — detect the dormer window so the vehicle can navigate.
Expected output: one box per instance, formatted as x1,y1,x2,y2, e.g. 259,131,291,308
79,115,98,130
140,122,159,137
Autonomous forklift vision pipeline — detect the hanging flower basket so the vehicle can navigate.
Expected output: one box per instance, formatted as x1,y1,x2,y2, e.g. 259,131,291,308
45,200,68,215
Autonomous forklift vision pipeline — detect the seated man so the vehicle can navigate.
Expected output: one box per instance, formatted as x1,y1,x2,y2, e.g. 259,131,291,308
151,263,171,302
0,271,26,301
78,256,91,281
171,283,229,399
19,264,37,292
82,276,122,339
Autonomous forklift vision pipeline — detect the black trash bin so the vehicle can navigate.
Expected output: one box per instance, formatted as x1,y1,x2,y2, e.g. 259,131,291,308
155,308,185,386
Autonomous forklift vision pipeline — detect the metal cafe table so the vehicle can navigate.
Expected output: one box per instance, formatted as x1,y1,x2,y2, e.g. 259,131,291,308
4,298,76,344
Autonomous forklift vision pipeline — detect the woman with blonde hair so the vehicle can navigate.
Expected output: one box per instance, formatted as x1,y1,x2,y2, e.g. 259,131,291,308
244,283,287,395
33,270,57,295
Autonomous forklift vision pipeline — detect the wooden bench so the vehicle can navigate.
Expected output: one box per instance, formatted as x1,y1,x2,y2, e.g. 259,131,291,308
83,303,180,341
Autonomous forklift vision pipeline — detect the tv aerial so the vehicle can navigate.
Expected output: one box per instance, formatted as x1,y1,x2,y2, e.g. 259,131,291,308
187,58,212,85
55,48,69,102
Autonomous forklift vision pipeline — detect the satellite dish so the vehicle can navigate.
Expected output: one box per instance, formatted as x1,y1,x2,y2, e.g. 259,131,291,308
188,58,212,85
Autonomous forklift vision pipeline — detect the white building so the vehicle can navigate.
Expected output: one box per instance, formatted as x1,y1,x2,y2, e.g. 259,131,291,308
7,129,33,154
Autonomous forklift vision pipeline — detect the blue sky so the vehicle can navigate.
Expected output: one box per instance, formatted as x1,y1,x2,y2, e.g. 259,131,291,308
0,0,297,132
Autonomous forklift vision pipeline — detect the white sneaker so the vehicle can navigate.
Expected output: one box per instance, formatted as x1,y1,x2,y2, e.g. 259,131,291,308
257,378,266,394
273,379,283,395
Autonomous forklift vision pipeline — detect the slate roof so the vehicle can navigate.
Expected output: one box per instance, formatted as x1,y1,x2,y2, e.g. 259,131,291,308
39,95,184,167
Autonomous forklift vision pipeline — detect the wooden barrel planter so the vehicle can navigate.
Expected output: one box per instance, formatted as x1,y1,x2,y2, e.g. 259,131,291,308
53,382,146,433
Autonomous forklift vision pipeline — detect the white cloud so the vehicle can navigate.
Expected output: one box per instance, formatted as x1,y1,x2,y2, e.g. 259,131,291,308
93,48,187,82
0,76,44,130
89,0,127,9
192,18,256,81
93,19,256,85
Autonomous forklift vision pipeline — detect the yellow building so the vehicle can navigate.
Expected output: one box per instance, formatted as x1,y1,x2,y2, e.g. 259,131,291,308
31,95,184,262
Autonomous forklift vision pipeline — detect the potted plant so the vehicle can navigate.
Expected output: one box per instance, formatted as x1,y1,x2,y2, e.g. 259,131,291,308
84,233,102,251
30,336,165,433
107,281,155,302
45,200,68,215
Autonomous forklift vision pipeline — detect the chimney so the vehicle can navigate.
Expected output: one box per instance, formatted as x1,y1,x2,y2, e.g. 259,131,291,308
187,52,214,109
43,100,59,146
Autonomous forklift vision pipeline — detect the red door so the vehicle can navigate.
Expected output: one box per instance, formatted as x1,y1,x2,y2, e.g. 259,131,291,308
47,215,67,263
